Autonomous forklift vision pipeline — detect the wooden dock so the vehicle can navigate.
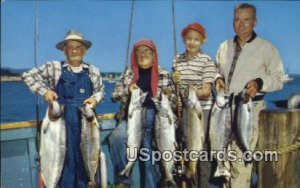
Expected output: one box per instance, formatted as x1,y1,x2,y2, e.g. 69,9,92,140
257,109,300,188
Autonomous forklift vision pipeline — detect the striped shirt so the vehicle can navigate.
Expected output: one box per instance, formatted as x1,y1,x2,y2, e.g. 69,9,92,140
22,60,104,103
172,52,216,110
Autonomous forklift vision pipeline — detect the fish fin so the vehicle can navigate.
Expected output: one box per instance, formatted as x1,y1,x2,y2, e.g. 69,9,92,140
214,165,231,178
42,109,50,133
118,165,132,177
42,121,50,134
214,166,221,177
141,92,148,103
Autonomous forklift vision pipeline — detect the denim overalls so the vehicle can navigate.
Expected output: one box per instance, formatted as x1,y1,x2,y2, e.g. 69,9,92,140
55,64,92,187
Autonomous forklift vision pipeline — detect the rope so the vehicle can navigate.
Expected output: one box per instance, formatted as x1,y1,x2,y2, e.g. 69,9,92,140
256,142,300,155
124,0,135,68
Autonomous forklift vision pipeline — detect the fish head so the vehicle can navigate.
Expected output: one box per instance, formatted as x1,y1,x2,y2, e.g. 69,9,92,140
152,96,161,110
153,92,169,112
288,93,300,109
215,89,227,107
79,104,95,119
131,88,141,101
140,91,148,104
129,88,147,109
239,89,250,104
49,101,64,119
186,85,198,108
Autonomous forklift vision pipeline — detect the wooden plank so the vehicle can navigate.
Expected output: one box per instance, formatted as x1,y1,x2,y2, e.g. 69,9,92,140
0,113,117,130
257,109,300,188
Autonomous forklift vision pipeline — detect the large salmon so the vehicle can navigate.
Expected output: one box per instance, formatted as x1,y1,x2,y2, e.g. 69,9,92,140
153,92,177,186
209,89,231,178
182,86,205,182
237,89,253,152
40,101,66,188
79,103,101,187
119,88,147,176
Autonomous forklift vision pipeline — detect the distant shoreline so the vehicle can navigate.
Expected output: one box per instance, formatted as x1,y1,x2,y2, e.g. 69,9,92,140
0,76,120,82
1,76,22,82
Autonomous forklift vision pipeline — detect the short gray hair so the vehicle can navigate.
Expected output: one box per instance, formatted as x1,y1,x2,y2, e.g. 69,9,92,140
234,3,256,19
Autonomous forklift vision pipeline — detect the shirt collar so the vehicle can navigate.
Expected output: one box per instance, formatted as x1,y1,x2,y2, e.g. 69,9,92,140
234,31,257,45
62,60,89,69
183,51,202,60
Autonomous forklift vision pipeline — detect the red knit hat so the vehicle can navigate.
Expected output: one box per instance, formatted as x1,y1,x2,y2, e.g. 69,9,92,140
130,39,159,98
181,22,206,40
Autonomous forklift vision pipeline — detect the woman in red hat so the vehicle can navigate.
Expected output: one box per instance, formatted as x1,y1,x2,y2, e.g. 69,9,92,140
172,22,216,187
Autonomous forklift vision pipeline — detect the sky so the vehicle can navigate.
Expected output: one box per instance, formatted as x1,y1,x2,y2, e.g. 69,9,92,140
2,0,300,74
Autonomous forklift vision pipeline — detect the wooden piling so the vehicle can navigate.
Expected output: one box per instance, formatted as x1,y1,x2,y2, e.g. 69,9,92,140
257,109,300,188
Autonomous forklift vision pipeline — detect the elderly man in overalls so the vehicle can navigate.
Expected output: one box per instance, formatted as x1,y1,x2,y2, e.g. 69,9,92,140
22,30,104,187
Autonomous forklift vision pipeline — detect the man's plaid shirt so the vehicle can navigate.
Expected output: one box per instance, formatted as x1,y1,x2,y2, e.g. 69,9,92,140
22,61,104,103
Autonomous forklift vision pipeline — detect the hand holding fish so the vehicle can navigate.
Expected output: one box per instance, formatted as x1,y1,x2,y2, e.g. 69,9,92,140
129,83,139,93
189,84,211,100
44,89,58,105
215,78,226,92
83,97,97,108
162,88,173,97
172,71,181,84
246,80,259,98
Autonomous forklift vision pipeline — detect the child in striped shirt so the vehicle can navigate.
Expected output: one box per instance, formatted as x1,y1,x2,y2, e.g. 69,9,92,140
172,22,216,187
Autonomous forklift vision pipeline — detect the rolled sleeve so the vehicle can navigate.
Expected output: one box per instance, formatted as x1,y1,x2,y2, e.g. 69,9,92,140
89,65,105,104
202,60,216,84
111,67,132,103
21,64,51,96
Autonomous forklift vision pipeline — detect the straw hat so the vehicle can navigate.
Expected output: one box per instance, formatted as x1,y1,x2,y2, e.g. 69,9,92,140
56,30,92,50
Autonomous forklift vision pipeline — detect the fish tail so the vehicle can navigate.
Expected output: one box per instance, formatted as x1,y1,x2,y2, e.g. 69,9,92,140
184,167,197,184
118,163,133,177
214,165,231,178
87,182,96,188
162,176,176,186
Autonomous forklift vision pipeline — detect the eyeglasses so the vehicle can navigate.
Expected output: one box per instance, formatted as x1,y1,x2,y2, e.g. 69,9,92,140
135,49,153,56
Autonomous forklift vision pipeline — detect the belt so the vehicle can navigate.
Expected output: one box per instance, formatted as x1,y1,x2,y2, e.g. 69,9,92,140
252,95,265,101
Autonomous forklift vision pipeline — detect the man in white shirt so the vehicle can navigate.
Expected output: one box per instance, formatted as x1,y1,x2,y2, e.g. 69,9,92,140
215,3,284,188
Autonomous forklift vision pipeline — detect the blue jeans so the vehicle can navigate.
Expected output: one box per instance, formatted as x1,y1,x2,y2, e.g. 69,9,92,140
108,108,161,188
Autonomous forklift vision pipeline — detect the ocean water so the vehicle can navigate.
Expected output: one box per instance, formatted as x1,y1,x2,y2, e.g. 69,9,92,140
0,81,119,124
1,76,299,124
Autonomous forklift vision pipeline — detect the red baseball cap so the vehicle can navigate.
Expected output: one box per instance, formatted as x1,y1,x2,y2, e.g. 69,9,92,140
181,22,206,40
